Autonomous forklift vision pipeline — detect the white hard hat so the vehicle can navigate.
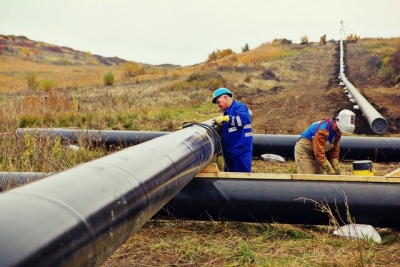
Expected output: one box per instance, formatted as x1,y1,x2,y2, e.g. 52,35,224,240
336,109,355,134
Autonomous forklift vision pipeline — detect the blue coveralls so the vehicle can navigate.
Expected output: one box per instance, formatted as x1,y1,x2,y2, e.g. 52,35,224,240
220,100,253,172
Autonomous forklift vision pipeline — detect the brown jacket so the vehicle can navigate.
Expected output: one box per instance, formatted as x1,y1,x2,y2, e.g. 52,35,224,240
312,129,341,165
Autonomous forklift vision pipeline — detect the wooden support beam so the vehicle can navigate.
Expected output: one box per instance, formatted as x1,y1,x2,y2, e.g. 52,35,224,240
196,164,400,183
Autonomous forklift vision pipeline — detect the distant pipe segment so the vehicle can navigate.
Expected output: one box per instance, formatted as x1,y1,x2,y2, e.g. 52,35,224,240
0,172,48,191
1,122,220,267
339,40,388,134
15,128,170,147
16,129,400,162
252,134,400,162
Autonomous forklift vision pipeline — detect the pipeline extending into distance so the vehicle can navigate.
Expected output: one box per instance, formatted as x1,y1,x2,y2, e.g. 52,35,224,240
339,40,388,134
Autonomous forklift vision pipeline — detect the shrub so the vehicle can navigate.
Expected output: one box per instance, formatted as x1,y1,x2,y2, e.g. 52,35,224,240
103,72,114,86
388,48,400,76
71,83,79,91
39,78,56,91
207,49,235,62
22,47,30,57
121,61,145,78
26,72,39,90
46,46,63,53
261,69,277,80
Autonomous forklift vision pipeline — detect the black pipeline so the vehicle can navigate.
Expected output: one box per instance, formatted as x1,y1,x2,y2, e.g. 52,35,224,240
252,134,400,162
0,172,48,191
15,128,169,147
4,172,400,228
16,128,400,162
0,122,220,267
155,177,400,228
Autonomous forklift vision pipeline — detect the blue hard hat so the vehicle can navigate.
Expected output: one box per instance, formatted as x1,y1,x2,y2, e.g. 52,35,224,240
212,88,232,103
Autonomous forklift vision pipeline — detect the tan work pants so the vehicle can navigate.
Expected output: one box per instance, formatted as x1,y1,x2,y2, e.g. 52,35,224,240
295,138,324,174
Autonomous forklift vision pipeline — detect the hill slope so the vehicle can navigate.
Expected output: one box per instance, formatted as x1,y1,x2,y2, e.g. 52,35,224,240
236,41,400,136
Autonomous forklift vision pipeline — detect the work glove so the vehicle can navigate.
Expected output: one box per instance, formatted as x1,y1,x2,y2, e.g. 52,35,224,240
321,160,336,175
213,115,230,127
330,158,341,175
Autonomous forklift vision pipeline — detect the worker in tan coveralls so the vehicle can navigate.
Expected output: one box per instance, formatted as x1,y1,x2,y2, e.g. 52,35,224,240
295,109,356,174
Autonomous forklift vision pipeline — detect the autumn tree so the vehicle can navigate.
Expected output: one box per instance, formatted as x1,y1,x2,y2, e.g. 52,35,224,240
242,43,250,52
22,46,30,57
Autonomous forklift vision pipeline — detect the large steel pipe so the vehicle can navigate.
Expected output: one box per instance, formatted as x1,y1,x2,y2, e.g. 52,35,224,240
156,177,400,228
339,40,388,134
0,122,220,267
16,129,400,162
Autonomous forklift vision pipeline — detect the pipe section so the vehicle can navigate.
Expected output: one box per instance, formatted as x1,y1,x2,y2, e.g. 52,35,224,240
156,177,400,228
16,129,400,162
339,40,388,134
0,172,48,191
4,171,400,228
0,122,220,267
15,128,169,148
252,134,400,162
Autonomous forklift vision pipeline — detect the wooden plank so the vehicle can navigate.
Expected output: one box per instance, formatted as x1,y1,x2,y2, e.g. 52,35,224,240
195,172,400,183
195,172,292,180
385,167,400,178
291,174,400,183
199,163,219,173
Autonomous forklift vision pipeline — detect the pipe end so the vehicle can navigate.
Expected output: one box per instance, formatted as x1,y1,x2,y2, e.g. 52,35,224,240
371,118,388,134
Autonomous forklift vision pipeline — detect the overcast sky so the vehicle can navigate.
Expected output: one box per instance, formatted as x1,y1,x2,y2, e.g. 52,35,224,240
1,0,399,66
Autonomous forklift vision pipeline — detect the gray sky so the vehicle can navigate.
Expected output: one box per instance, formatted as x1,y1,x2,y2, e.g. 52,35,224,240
1,0,399,66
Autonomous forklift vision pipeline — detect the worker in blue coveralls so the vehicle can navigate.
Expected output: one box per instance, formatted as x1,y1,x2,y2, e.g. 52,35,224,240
212,88,253,172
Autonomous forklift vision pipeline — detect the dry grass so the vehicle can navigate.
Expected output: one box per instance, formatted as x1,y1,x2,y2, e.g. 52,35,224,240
102,219,400,267
0,55,122,92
